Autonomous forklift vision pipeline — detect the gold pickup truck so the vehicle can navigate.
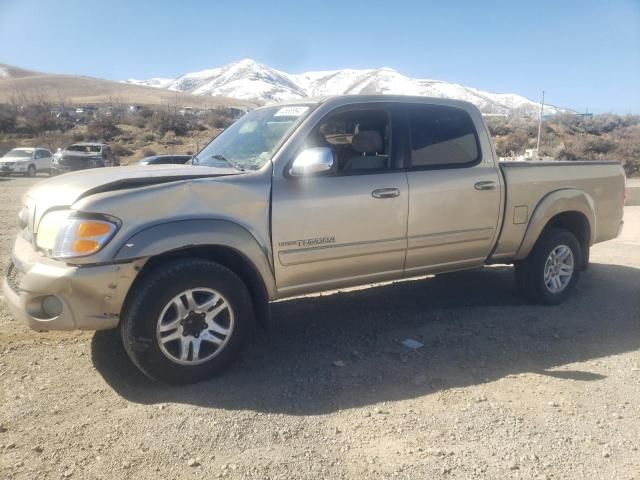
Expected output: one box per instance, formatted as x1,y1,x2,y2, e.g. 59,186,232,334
3,95,625,384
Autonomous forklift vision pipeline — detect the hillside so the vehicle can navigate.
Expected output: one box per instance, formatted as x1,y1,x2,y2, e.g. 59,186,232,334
0,64,247,108
127,58,561,116
0,64,41,79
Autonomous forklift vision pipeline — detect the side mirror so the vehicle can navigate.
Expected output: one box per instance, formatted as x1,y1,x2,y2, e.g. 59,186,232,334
289,147,334,177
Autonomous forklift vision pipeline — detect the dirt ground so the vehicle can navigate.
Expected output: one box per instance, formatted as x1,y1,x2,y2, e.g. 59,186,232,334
1,176,639,479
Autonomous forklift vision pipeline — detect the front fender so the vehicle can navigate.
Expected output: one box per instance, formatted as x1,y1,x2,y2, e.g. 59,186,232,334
514,189,596,260
113,219,276,298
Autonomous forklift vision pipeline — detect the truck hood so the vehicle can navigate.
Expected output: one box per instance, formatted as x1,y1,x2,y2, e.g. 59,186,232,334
25,164,240,213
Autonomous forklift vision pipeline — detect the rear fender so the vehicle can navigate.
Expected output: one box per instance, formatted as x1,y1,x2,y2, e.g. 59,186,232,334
514,189,596,260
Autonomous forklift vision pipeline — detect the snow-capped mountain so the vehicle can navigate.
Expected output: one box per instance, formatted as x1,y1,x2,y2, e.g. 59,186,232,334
126,59,558,115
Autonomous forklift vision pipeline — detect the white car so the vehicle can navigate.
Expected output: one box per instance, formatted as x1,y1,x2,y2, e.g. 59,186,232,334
0,148,53,177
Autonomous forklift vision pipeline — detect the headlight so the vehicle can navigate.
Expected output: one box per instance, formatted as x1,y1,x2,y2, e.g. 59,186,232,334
36,210,119,258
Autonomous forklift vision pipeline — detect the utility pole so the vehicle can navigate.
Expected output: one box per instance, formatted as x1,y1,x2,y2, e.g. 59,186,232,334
536,90,545,160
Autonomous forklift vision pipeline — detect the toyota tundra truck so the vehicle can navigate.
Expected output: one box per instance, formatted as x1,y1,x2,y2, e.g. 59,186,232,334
3,96,625,384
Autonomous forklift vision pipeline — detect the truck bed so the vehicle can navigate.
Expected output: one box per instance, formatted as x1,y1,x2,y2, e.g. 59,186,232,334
490,161,625,262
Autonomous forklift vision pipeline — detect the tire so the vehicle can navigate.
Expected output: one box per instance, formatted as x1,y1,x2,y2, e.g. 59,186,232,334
514,227,582,305
120,258,254,384
25,165,36,177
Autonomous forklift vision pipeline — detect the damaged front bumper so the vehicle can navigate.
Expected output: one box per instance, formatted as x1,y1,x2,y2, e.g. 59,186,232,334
2,235,144,331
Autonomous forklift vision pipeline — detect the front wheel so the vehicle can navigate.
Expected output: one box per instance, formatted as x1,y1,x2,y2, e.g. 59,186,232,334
120,259,254,384
25,165,36,177
515,228,582,305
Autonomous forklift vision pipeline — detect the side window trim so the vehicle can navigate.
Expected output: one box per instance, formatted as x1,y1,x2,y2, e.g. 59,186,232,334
405,103,483,171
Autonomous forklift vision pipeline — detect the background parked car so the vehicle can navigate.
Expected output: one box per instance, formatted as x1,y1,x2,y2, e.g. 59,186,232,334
0,148,53,177
52,143,118,175
136,154,192,166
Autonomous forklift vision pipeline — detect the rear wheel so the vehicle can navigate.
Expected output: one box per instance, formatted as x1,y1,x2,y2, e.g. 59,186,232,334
120,259,253,384
515,228,582,305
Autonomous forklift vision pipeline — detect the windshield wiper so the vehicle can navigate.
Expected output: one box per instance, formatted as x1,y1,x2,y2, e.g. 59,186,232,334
205,154,245,172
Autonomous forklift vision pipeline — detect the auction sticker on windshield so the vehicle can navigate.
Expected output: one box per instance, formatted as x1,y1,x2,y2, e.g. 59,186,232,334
273,106,309,117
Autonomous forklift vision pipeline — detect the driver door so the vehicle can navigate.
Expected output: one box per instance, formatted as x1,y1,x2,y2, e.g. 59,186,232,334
271,104,409,297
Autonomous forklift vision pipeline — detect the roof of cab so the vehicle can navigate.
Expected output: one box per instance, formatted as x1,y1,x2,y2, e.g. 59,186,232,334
254,94,478,112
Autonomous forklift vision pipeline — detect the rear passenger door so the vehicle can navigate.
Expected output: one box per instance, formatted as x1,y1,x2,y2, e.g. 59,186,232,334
403,104,502,276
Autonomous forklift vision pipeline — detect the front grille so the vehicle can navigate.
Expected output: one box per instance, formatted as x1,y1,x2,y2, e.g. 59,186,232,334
59,156,86,168
6,262,23,293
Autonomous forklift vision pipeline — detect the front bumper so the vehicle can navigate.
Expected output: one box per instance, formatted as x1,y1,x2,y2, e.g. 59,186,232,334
0,164,27,174
3,235,144,331
51,165,79,174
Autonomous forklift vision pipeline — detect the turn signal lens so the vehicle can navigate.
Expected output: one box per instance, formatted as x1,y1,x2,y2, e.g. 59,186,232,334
77,221,112,237
36,211,119,259
72,239,101,254
49,216,118,259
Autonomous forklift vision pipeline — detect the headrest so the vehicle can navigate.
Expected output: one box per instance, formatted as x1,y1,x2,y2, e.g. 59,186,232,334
351,130,383,154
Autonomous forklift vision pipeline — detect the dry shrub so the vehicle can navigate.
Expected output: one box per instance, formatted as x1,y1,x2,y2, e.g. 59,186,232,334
151,111,190,136
487,114,640,176
111,144,133,156
86,116,121,141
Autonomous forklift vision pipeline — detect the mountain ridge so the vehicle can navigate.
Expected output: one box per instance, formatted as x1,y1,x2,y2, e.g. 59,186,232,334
126,59,560,115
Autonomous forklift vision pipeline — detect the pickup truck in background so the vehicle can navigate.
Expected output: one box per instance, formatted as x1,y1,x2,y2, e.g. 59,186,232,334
51,142,118,175
4,96,625,384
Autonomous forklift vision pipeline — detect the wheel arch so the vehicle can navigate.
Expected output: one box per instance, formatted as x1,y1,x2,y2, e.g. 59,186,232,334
515,189,595,264
115,219,276,328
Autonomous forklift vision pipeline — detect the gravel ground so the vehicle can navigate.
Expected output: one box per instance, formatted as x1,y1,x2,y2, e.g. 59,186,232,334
1,176,639,479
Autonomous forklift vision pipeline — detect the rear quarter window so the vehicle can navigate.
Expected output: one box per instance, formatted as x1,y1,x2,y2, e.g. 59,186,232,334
408,104,480,169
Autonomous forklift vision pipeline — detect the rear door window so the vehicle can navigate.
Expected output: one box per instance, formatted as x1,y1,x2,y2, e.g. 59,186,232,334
408,105,480,168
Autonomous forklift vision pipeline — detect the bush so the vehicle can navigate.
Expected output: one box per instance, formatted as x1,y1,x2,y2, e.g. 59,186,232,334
111,144,133,156
16,105,62,134
0,104,17,133
151,111,190,136
72,131,85,142
86,116,121,141
206,109,235,129
487,113,640,176
141,148,157,157
128,108,154,128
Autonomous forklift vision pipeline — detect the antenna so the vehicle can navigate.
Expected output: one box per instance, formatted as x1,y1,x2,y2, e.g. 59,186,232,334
536,90,545,160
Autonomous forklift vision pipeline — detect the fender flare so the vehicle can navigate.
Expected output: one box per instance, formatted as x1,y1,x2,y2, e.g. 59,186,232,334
113,219,276,299
514,189,596,260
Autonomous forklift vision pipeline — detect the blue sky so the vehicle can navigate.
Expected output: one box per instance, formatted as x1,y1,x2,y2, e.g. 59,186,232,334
1,0,638,113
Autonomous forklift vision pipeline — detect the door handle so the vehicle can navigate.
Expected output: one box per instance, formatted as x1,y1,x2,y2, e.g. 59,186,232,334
474,181,497,191
372,188,400,199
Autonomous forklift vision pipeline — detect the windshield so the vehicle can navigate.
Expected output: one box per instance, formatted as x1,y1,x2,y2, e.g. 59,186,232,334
193,105,312,171
66,145,101,153
6,149,32,158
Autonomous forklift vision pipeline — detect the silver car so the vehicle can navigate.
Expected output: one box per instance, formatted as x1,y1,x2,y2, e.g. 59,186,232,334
0,147,52,176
